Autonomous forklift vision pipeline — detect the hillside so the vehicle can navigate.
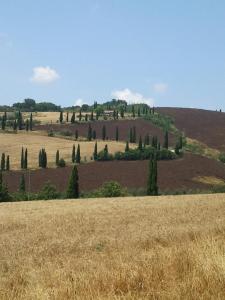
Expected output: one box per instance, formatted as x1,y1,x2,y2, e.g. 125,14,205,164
157,107,225,151
0,194,225,299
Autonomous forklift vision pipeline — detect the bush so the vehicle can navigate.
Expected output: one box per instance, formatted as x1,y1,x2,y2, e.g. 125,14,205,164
48,130,54,137
97,150,114,161
218,152,225,163
60,130,73,137
98,181,127,197
58,158,66,167
38,182,60,200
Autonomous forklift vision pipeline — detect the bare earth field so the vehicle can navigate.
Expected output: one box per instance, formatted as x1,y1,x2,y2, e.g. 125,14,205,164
157,107,225,151
4,153,225,193
0,132,129,169
35,118,175,145
0,194,225,299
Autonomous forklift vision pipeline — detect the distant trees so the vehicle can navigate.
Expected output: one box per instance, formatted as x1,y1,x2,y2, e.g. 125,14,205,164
21,147,28,169
66,165,79,199
147,154,158,196
76,144,81,163
72,145,76,163
39,149,47,168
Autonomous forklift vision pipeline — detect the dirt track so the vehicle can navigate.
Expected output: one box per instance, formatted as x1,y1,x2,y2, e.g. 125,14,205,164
3,153,225,194
157,107,225,151
35,119,175,146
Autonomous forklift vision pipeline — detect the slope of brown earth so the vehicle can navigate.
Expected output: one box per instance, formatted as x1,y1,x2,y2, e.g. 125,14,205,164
157,107,225,151
35,119,175,145
3,153,225,194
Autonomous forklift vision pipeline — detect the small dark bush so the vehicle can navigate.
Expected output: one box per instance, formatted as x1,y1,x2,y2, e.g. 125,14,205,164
58,158,66,167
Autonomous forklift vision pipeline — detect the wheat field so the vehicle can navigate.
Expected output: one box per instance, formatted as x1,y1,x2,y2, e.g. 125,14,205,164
0,194,225,299
0,131,128,169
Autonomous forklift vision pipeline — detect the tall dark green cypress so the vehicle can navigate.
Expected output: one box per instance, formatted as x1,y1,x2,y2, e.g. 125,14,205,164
138,136,143,150
79,110,82,122
102,125,106,141
59,111,63,123
72,145,76,163
163,131,169,149
56,150,59,166
66,112,69,122
133,126,136,143
125,141,129,152
66,165,79,199
25,119,29,131
18,111,23,130
147,154,158,196
24,148,28,169
6,155,10,171
29,113,33,131
87,124,92,141
115,126,119,141
71,112,75,123
76,144,81,163
13,120,17,131
132,105,135,118
19,174,26,193
90,110,94,121
75,130,78,140
1,153,5,171
21,147,24,169
1,115,6,130
93,141,98,160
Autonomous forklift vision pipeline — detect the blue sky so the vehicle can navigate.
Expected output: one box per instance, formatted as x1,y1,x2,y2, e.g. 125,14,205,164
1,0,225,110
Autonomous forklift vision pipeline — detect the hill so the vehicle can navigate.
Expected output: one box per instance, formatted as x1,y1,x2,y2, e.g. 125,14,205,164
0,194,225,299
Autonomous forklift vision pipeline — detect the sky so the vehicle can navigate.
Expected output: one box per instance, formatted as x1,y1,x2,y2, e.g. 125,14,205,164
1,0,225,110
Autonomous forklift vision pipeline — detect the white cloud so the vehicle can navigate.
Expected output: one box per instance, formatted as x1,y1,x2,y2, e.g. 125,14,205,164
111,88,154,106
30,66,60,84
153,83,168,94
74,98,84,107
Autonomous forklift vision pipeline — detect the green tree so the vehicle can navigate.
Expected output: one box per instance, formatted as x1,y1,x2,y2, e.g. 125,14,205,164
25,119,29,131
29,113,33,130
75,130,79,140
79,110,82,121
133,126,136,143
56,150,59,166
76,144,81,163
17,110,23,130
21,147,24,169
66,165,79,199
87,124,92,141
59,111,63,123
93,142,98,160
92,130,96,139
0,171,10,202
72,145,76,163
163,131,169,149
125,141,129,152
24,148,28,169
13,120,17,131
138,136,143,150
132,105,135,118
147,154,158,196
6,155,10,171
1,153,5,171
19,174,26,193
71,112,75,123
1,115,6,130
66,112,69,122
90,110,94,121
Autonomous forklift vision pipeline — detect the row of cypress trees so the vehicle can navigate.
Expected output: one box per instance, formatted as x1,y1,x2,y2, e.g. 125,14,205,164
1,111,33,131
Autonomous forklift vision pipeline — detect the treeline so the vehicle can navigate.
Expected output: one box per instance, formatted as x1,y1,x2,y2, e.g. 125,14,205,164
0,111,34,131
12,99,61,112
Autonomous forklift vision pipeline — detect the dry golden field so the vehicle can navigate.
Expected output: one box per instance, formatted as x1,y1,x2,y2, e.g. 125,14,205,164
0,194,225,299
0,131,129,169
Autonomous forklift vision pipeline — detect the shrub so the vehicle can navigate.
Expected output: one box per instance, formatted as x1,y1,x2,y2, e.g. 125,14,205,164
218,152,225,163
88,181,127,198
58,158,66,167
38,182,60,200
48,130,54,137
60,130,73,137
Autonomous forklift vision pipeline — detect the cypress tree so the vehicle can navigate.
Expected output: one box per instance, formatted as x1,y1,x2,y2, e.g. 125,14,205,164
125,141,129,152
133,126,136,143
71,112,75,123
25,119,29,131
87,124,92,141
93,141,98,160
79,110,82,122
56,150,60,166
103,144,108,160
85,114,88,122
13,120,17,131
138,107,141,117
138,136,143,150
1,115,6,130
24,148,28,169
76,144,81,163
175,142,180,155
38,150,42,167
152,136,158,149
66,165,79,199
113,110,116,120
90,110,94,121
157,142,161,151
72,145,76,163
21,147,24,169
132,105,135,118
66,112,69,122
18,110,23,130
129,128,133,143
1,153,5,171
0,171,10,202
120,107,124,118
42,149,47,168
163,131,169,149
29,113,33,131
59,111,63,123
6,155,9,171
115,126,119,141
147,154,158,196
102,125,106,141
19,174,26,193
92,130,96,139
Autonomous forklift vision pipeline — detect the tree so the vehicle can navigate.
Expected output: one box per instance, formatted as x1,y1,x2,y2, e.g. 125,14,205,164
147,154,158,196
72,145,76,163
93,142,98,160
13,120,17,131
29,113,33,130
24,148,28,169
129,128,133,143
103,144,108,160
138,136,143,151
102,125,106,141
76,144,81,163
120,107,124,118
1,115,6,130
133,126,136,143
17,110,23,130
90,110,94,121
85,114,88,122
92,130,96,139
132,105,135,118
163,131,169,149
56,150,59,166
87,124,92,141
71,111,75,123
21,147,24,169
19,174,26,193
42,149,47,168
1,153,5,171
66,112,69,122
138,107,141,117
6,155,10,171
125,141,129,152
0,171,10,202
25,119,29,131
38,150,42,167
66,165,79,199
115,126,119,141
152,136,158,149
79,110,82,122
59,111,63,123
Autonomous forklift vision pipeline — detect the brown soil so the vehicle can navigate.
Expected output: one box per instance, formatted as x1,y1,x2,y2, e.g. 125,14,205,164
35,119,175,146
157,107,225,151
4,153,225,194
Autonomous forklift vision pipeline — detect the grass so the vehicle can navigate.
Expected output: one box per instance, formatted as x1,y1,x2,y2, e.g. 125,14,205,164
185,137,220,160
0,194,225,299
0,131,130,169
193,175,225,186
